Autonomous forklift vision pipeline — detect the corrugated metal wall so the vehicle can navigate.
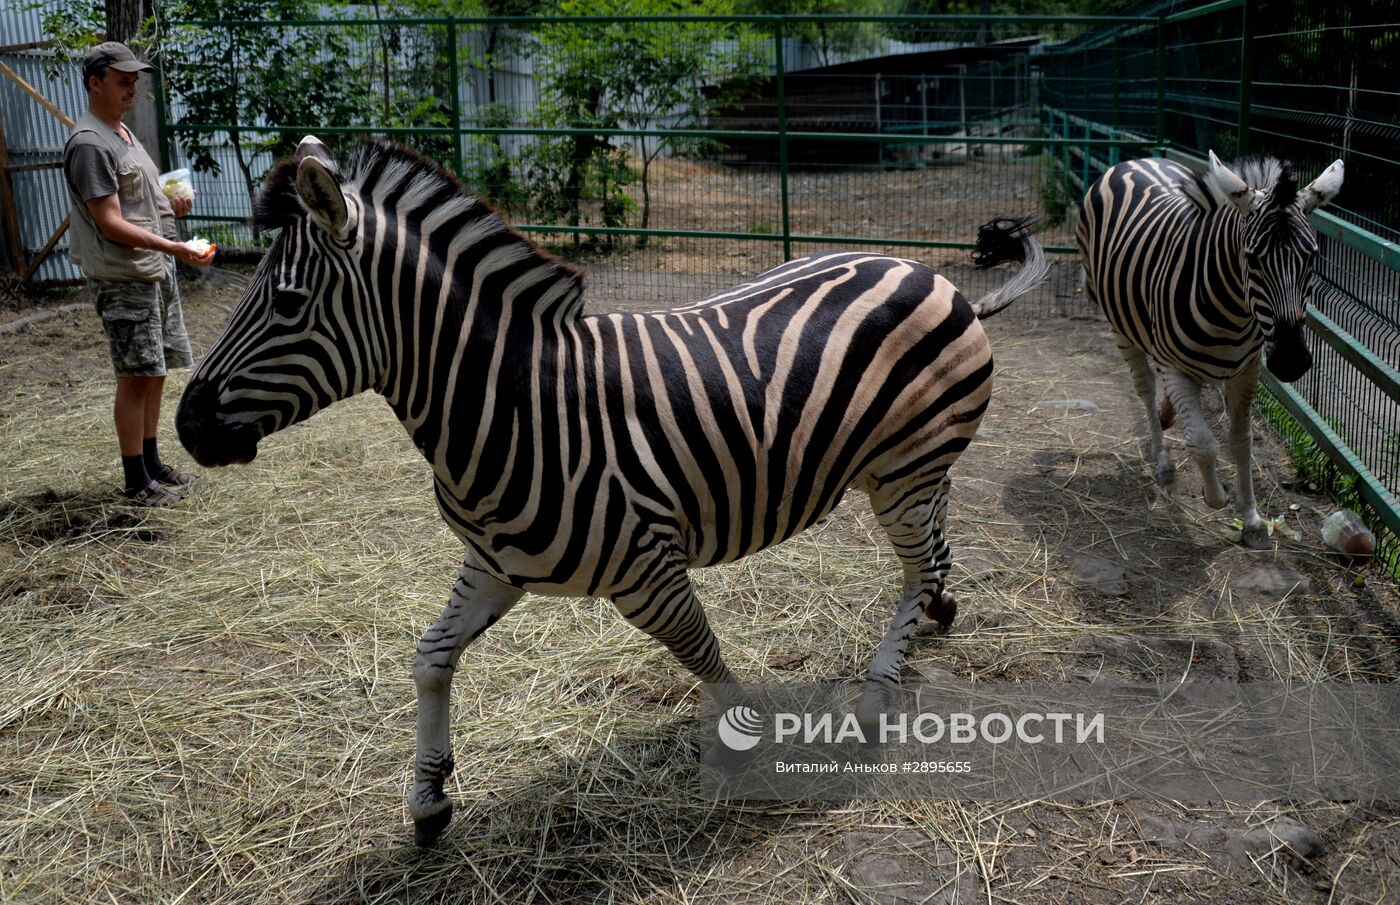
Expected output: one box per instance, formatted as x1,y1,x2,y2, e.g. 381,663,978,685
0,8,87,281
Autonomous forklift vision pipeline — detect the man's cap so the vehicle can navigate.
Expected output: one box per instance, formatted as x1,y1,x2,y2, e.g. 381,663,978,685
82,42,153,79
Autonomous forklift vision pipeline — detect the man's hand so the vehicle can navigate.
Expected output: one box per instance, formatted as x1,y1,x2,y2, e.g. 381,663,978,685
86,193,214,269
173,243,215,269
170,194,193,218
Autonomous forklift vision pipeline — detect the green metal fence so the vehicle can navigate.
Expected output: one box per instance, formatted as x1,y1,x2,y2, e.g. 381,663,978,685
1040,0,1399,573
156,7,1398,572
157,13,1146,307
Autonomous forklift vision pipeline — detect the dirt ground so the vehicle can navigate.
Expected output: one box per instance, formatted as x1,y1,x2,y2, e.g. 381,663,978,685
2,245,1399,904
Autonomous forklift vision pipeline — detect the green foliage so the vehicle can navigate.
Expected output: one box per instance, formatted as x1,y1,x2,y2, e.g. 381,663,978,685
515,97,637,249
894,0,1139,14
733,0,896,66
16,0,108,82
1254,388,1399,580
190,222,252,248
463,102,529,211
520,0,767,245
161,1,379,204
1210,129,1239,162
1383,429,1400,486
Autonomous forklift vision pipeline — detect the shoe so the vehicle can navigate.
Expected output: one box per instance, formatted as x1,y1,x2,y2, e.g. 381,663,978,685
122,481,183,508
150,463,199,487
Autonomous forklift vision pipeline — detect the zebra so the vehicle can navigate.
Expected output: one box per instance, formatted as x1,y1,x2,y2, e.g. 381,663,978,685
1077,151,1343,549
176,136,1047,846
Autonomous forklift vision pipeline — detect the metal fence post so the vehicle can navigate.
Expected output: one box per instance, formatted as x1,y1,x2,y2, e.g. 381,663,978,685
1237,1,1252,155
447,18,463,176
1111,34,1120,136
774,17,791,262
153,50,173,173
1156,15,1167,151
1081,48,1090,188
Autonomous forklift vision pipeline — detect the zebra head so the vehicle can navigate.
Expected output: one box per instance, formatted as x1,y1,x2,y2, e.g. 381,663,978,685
1207,151,1344,383
177,136,372,466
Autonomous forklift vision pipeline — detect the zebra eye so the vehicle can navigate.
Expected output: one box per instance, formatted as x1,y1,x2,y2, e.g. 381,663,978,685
271,289,309,317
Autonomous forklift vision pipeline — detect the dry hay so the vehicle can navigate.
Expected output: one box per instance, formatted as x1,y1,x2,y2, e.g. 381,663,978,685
1,284,1398,903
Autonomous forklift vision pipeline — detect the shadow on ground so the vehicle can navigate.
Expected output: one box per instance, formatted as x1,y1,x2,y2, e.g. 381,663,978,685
307,723,827,905
0,488,163,547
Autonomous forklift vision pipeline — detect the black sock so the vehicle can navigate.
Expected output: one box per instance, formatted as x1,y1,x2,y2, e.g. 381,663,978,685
143,436,164,478
122,453,150,491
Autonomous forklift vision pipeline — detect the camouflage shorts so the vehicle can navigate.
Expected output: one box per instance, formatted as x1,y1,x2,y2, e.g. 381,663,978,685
91,263,194,378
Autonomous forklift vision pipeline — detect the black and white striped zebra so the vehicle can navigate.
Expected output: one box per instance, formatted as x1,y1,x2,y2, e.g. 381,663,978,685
176,137,1046,845
1077,152,1343,548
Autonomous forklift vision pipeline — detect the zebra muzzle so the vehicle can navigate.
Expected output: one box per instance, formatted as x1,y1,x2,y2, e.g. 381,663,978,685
1264,328,1313,384
176,379,262,467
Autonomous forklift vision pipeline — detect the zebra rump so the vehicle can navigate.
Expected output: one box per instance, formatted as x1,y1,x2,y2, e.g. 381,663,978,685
176,136,1047,845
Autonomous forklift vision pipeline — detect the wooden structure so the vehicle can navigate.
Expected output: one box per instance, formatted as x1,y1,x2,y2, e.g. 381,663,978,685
0,39,77,285
707,38,1041,166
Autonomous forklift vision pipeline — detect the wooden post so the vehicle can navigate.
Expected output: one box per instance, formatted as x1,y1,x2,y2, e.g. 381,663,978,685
24,217,71,281
0,60,76,128
0,114,28,277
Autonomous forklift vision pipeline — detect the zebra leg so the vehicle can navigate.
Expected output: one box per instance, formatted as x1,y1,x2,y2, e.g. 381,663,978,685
1226,358,1270,549
612,571,749,762
857,476,955,730
1161,370,1230,509
410,559,523,847
1121,345,1174,486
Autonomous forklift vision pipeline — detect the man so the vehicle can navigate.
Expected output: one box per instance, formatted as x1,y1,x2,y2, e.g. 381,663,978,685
64,41,214,506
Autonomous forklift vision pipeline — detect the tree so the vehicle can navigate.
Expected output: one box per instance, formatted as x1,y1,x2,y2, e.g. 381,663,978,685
404,0,549,202
733,0,896,67
529,0,767,247
160,0,385,237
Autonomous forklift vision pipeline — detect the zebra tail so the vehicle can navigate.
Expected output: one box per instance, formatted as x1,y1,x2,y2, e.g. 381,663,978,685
967,215,1049,320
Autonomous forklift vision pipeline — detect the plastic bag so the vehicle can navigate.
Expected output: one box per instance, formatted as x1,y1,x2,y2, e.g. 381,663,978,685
159,167,194,201
1321,509,1375,558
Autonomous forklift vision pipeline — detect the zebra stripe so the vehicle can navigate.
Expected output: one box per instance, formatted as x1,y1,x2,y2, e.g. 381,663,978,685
1077,151,1343,549
176,137,1046,845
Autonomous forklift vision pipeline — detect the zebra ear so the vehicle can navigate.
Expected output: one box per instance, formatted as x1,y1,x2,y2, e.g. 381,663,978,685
293,135,337,171
295,156,351,237
1300,159,1344,214
1208,150,1263,217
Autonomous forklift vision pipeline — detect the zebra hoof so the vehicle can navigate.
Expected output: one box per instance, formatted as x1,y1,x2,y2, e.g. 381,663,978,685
700,738,758,772
1204,490,1231,510
1154,464,1176,487
922,590,958,629
1240,523,1271,550
855,681,893,739
414,801,453,848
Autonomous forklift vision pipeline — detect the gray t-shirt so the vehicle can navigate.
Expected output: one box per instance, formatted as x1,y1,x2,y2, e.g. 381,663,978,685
64,128,176,240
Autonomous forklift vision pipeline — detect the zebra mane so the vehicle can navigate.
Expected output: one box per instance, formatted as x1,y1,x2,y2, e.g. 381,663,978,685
1196,154,1300,211
1227,154,1299,208
1194,153,1308,246
253,139,586,316
254,158,303,231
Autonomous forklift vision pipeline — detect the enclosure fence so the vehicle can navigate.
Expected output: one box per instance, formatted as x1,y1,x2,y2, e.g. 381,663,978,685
1039,0,1399,572
0,5,1395,571
152,14,1148,261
